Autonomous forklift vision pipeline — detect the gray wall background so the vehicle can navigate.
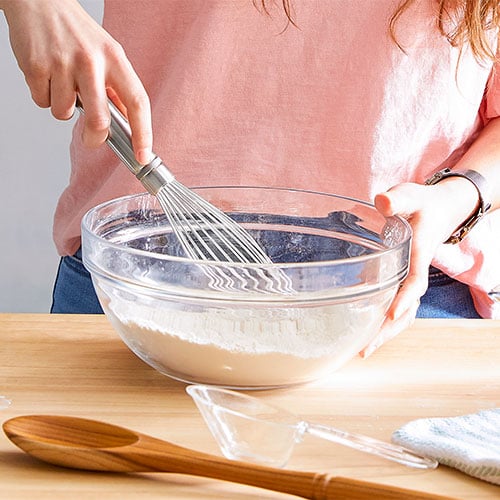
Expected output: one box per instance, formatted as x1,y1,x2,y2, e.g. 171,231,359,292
0,1,104,312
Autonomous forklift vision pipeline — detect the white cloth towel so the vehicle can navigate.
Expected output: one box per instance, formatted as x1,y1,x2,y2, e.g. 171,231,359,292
392,409,500,485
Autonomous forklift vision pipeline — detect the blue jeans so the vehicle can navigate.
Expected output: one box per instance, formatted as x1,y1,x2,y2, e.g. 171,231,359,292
51,250,481,318
51,248,103,314
417,266,480,319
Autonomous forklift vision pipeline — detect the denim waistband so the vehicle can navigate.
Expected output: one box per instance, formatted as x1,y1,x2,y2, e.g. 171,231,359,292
428,266,455,287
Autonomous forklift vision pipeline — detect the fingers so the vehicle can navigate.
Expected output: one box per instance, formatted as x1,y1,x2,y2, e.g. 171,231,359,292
361,183,441,358
118,91,153,165
68,37,150,159
376,184,439,285
77,63,111,149
49,69,77,120
24,65,51,109
79,56,153,163
108,56,153,164
3,0,152,164
360,296,420,358
75,51,152,163
374,183,426,218
387,271,427,320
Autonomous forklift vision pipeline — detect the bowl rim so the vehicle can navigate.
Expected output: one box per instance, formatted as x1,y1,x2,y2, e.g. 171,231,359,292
81,186,412,270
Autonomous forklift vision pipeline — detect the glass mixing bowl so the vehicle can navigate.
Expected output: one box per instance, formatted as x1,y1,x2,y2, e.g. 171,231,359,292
81,187,411,389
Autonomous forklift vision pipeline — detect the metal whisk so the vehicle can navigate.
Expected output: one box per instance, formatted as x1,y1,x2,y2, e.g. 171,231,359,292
76,98,273,265
76,99,294,294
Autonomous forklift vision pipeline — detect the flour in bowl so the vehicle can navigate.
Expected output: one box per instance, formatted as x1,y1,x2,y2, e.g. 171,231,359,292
104,291,393,387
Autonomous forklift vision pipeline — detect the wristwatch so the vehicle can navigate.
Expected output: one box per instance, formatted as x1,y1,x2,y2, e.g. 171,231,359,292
425,168,492,244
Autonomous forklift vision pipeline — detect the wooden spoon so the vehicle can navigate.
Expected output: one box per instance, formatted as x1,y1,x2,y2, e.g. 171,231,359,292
3,415,451,500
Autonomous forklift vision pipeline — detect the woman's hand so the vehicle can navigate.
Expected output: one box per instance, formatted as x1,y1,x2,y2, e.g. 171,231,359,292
0,0,152,164
360,177,480,357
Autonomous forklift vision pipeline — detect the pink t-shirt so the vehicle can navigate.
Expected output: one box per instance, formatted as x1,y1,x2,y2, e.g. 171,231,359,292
53,0,500,317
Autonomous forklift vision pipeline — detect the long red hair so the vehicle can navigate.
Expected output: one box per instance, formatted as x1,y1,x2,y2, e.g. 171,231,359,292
256,0,500,62
391,0,500,61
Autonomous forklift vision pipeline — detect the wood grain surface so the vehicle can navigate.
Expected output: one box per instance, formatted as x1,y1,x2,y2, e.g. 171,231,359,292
0,314,499,499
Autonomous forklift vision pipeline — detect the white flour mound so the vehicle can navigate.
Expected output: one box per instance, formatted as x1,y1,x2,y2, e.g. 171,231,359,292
110,297,386,358
105,290,393,386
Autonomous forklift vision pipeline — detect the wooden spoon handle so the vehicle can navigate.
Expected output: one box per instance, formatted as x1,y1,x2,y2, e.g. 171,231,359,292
112,435,452,500
4,415,451,500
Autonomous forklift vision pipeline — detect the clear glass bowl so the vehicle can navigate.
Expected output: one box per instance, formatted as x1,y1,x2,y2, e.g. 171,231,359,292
81,187,411,389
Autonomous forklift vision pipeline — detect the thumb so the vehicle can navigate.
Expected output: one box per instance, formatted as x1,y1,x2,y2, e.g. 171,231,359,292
375,183,428,218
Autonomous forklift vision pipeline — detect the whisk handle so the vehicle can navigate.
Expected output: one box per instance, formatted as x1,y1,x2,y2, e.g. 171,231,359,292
75,97,174,194
75,97,141,175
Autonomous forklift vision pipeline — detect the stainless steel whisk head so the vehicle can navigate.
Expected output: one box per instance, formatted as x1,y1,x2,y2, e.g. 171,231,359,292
76,98,293,293
76,98,271,265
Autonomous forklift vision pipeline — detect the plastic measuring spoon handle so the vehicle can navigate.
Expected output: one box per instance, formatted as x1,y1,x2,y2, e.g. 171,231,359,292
303,422,438,469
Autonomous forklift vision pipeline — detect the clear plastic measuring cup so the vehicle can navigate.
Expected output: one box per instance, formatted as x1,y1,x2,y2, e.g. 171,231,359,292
186,385,437,469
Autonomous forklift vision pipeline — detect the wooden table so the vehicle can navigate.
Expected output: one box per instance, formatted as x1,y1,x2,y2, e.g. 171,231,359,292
0,314,499,499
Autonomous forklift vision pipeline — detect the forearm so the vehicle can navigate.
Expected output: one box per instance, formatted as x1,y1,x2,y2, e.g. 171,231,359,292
440,116,500,211
422,116,500,243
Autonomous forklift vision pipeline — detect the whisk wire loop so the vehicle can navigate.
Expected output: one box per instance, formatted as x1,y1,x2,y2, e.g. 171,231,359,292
77,97,293,294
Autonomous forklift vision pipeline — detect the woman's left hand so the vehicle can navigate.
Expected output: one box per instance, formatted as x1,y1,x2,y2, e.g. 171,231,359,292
360,178,480,358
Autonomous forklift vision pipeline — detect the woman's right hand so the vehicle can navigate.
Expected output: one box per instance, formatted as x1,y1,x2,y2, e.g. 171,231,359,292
0,0,153,164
